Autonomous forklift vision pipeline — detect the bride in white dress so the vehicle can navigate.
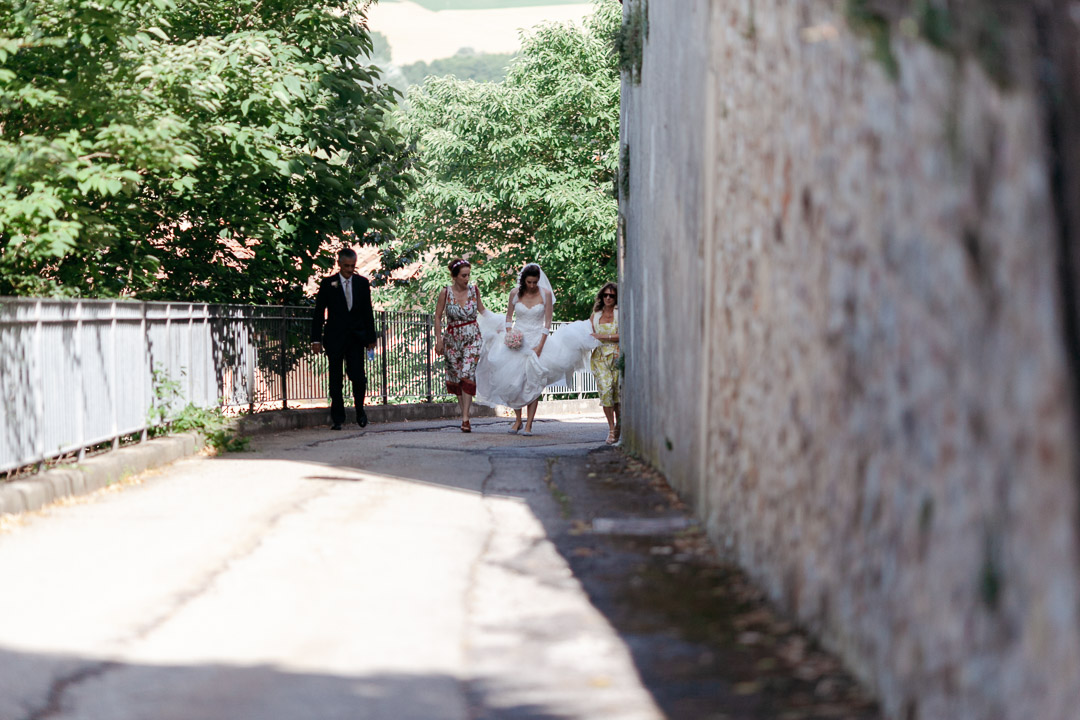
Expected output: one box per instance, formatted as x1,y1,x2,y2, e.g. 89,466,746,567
475,264,598,435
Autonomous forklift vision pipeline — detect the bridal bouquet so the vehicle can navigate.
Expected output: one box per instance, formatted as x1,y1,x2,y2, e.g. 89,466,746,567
504,328,524,350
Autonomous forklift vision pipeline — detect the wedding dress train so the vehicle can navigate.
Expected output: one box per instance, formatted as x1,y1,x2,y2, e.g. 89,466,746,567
475,303,598,409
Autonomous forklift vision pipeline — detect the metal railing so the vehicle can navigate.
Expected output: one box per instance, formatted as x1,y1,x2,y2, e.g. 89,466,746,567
0,298,597,474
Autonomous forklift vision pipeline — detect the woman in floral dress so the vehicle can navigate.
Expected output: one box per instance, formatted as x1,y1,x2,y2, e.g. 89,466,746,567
434,258,487,432
590,283,621,444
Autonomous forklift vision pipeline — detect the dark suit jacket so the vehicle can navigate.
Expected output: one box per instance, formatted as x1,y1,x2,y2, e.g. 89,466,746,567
311,273,377,355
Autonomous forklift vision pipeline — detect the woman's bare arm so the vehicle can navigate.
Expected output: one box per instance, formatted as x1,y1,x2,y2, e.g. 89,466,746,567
505,289,517,326
535,289,553,355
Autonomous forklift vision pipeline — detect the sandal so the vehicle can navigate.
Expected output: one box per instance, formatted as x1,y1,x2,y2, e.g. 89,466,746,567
605,431,616,445
461,420,471,433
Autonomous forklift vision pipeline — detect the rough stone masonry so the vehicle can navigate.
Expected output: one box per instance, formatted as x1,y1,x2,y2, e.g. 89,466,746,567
618,1,1080,718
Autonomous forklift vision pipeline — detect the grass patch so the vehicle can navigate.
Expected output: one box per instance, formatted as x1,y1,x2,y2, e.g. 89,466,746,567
845,0,899,80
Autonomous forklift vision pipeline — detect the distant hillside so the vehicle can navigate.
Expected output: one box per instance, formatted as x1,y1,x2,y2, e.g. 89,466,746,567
381,0,585,8
400,49,515,85
366,1,594,65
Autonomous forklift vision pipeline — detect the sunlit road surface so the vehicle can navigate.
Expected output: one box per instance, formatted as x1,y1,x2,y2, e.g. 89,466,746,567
0,414,662,720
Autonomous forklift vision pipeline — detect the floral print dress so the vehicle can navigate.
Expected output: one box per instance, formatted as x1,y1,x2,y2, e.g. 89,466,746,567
590,310,620,407
444,284,482,396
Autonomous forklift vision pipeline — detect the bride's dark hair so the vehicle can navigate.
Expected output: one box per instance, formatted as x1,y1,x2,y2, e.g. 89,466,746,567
518,264,541,298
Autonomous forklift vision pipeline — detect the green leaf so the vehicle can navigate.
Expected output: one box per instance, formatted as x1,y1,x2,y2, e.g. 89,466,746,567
282,75,304,97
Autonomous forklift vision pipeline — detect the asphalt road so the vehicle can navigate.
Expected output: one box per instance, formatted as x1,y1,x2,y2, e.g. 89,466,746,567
0,414,662,720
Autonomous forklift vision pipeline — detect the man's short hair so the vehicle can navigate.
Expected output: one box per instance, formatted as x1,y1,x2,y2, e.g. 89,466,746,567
338,248,358,261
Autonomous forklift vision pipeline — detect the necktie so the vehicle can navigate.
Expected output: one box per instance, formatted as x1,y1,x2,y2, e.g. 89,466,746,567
343,278,353,311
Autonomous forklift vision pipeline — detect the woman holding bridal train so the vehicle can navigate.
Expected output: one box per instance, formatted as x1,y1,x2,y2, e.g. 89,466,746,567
475,264,599,435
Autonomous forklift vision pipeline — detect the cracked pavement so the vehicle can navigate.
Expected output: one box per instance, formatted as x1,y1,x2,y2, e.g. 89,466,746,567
0,413,881,720
0,414,663,720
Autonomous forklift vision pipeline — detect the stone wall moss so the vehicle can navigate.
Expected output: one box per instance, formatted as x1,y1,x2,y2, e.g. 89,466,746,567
846,0,900,80
845,0,1025,89
617,0,648,84
619,142,631,198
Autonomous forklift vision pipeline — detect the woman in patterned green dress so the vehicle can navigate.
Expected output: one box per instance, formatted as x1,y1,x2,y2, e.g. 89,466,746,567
589,283,620,444
435,258,487,432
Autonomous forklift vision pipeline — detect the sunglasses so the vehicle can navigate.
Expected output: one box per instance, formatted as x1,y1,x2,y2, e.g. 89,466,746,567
601,293,616,298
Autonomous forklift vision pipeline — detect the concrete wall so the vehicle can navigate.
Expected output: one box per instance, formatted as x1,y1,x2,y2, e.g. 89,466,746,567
620,1,1080,718
619,0,712,506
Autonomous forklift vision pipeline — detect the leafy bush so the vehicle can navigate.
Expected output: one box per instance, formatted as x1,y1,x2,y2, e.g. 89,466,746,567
172,404,250,453
147,364,248,452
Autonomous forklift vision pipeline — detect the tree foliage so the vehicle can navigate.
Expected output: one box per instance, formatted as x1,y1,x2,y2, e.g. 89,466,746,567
0,0,414,302
382,0,620,320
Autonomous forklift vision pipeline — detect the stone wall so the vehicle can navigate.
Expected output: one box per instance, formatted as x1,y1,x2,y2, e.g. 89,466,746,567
619,1,1080,718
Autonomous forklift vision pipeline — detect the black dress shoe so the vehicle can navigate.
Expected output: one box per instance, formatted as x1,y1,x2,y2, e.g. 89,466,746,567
357,409,368,428
331,423,342,430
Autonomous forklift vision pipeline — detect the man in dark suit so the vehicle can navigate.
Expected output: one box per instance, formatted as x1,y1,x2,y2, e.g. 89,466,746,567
311,248,377,429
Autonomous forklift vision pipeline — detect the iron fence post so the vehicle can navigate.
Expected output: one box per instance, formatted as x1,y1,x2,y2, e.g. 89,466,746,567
111,302,119,450
34,300,45,466
425,314,433,403
187,303,194,403
141,303,148,442
75,301,86,462
279,305,288,410
380,311,388,404
246,315,255,415
165,303,172,412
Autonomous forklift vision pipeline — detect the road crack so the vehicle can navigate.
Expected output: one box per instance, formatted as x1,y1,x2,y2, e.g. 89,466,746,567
19,483,333,720
303,419,513,447
24,661,119,720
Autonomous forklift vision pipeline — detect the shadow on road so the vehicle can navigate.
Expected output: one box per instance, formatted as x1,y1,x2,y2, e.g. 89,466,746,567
0,415,880,720
200,415,881,720
0,646,569,720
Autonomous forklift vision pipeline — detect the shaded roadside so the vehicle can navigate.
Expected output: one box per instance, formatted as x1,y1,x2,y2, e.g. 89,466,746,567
0,412,881,720
542,448,880,720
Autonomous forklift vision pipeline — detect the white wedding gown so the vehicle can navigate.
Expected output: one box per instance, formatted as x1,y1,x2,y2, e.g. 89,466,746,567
475,302,598,409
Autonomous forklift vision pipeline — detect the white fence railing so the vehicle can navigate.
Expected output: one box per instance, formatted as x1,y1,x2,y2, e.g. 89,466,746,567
1,298,599,474
0,300,242,474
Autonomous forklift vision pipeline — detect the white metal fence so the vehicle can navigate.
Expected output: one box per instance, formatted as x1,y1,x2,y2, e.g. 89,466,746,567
0,300,237,474
0,298,598,474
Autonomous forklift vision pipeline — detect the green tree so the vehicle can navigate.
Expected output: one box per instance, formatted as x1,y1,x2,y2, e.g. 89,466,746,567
0,0,415,303
382,0,620,319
